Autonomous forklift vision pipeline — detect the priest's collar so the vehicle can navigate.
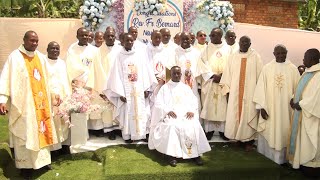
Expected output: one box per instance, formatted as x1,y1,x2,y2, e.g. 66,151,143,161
120,47,135,55
210,42,224,48
19,44,35,57
47,56,58,62
177,46,192,53
168,79,180,86
147,42,163,51
239,48,253,55
305,63,320,73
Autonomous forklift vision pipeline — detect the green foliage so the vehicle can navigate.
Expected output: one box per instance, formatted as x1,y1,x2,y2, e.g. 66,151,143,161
299,0,320,31
0,0,82,18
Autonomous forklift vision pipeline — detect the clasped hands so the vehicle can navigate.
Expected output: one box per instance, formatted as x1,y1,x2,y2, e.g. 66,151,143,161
120,91,150,103
210,74,222,83
167,111,194,120
290,98,301,111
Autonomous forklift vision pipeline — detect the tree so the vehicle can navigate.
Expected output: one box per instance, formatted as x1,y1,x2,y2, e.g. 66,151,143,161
299,0,320,31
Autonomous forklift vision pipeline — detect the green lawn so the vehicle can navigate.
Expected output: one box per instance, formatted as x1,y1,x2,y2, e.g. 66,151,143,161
0,115,306,179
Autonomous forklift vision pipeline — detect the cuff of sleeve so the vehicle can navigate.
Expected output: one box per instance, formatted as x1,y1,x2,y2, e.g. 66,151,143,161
202,72,214,82
0,95,8,104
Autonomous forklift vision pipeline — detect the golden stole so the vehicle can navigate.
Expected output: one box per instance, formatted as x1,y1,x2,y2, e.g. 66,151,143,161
238,58,247,122
22,52,53,148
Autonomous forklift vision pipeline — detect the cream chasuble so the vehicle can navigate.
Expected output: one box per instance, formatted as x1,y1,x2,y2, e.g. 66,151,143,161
199,43,230,132
66,42,108,130
0,45,58,169
174,46,201,107
104,47,157,140
46,57,71,150
98,43,121,132
288,64,320,169
148,80,211,159
220,48,263,141
194,43,207,54
253,60,300,164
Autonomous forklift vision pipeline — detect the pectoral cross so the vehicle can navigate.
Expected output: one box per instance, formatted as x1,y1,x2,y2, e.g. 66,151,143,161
131,86,141,133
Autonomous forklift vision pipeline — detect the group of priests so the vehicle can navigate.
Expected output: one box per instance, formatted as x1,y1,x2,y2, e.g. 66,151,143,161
0,25,319,179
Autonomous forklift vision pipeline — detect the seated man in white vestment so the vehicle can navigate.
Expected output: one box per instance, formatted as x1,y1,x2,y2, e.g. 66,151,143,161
253,45,300,164
45,41,72,155
104,33,157,143
288,48,320,177
149,66,211,167
66,27,108,137
0,31,59,179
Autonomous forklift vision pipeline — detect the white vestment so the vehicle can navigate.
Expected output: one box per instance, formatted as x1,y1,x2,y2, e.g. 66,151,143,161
289,64,320,169
46,57,72,151
173,46,201,109
199,43,230,132
104,47,157,140
220,48,263,141
194,43,207,54
162,41,178,70
228,43,239,54
99,43,122,132
66,42,107,130
253,60,300,164
0,45,58,169
148,80,211,159
146,42,168,103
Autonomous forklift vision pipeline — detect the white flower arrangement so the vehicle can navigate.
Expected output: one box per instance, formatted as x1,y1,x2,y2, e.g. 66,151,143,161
133,0,167,15
196,0,235,31
79,0,115,30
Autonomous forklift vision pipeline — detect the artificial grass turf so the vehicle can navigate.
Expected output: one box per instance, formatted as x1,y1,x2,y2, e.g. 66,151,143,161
0,115,306,179
103,143,305,180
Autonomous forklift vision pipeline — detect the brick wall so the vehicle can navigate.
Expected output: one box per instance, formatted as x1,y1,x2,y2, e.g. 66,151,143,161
229,0,300,28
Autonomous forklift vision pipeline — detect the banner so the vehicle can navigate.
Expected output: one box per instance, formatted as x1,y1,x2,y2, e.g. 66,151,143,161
124,0,183,43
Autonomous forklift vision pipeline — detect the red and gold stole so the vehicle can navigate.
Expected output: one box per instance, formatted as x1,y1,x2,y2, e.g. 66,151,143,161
238,58,247,121
22,52,53,148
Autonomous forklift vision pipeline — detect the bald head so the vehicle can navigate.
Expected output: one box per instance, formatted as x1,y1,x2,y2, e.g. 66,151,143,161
170,66,182,82
225,30,236,46
174,32,181,45
160,28,171,44
180,32,191,49
76,27,89,46
23,30,38,52
128,26,138,40
210,28,223,44
47,41,60,60
151,30,162,46
94,31,104,47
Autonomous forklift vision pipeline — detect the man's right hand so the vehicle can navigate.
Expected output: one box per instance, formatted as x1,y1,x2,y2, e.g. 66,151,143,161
120,96,127,103
167,111,177,119
0,103,7,115
261,109,269,120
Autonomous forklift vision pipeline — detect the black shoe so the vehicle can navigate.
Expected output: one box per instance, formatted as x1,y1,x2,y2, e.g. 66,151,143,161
108,131,116,140
125,139,133,143
194,157,204,166
169,159,177,167
44,164,53,170
206,131,214,140
95,130,105,137
20,169,33,180
219,132,229,141
61,145,71,155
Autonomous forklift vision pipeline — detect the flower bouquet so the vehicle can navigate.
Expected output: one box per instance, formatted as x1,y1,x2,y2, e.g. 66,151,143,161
79,0,115,30
196,0,235,31
134,0,167,15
